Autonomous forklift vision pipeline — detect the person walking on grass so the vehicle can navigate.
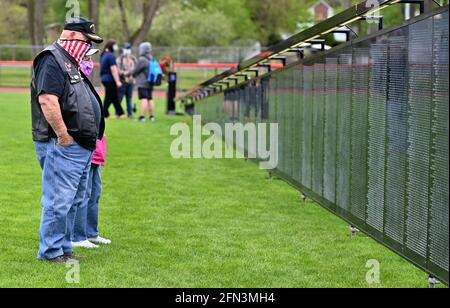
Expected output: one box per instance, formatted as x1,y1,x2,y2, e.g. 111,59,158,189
31,17,105,263
100,40,125,119
126,42,155,122
117,43,137,118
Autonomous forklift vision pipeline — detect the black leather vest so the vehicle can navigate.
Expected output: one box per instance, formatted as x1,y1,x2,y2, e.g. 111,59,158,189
31,43,105,151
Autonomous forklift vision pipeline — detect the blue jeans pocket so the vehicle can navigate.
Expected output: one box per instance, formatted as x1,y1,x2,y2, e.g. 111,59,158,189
57,140,76,148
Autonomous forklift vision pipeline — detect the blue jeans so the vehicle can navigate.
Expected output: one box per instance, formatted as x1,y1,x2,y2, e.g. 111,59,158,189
35,139,93,260
73,164,102,241
118,83,135,117
34,141,49,169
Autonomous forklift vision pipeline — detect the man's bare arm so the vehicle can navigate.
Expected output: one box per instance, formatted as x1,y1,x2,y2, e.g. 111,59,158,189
39,93,73,146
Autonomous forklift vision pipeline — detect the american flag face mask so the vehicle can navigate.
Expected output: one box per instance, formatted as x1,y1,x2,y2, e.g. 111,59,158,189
58,39,92,66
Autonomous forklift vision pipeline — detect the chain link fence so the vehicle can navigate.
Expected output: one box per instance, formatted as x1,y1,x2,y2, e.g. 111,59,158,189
0,45,263,90
0,45,263,63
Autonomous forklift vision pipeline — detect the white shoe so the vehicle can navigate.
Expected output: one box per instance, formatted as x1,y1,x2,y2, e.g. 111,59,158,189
72,240,99,249
88,236,111,245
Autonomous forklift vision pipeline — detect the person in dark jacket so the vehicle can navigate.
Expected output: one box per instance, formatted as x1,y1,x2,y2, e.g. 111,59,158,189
31,17,105,263
126,42,155,122
100,40,125,119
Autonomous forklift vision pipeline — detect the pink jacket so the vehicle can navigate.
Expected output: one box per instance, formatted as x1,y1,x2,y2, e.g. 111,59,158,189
92,135,107,166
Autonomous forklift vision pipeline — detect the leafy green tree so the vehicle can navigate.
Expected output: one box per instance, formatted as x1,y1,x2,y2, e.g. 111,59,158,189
0,0,28,44
246,0,314,46
118,0,166,45
44,0,91,25
184,0,257,42
149,2,235,47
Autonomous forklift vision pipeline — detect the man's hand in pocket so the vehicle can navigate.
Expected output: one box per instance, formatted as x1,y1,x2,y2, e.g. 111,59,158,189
57,132,74,146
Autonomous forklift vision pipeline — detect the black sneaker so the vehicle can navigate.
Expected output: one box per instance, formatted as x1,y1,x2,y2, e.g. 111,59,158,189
150,116,155,123
137,116,146,122
44,256,69,263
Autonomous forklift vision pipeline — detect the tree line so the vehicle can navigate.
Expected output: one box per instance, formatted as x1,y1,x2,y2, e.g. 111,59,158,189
1,0,324,47
1,0,421,49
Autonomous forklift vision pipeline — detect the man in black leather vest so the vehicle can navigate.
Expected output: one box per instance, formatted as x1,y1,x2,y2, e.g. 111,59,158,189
31,17,105,263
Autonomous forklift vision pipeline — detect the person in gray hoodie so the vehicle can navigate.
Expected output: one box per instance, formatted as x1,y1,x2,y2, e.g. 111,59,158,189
126,42,155,122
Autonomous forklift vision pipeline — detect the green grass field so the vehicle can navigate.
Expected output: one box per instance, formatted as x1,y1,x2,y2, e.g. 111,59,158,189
0,91,438,288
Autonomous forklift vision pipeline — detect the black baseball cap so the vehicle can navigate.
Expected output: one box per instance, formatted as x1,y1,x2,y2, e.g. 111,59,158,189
64,17,103,44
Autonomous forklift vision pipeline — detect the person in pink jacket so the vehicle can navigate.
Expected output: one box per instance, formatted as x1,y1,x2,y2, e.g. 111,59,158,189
71,53,111,249
72,136,111,249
